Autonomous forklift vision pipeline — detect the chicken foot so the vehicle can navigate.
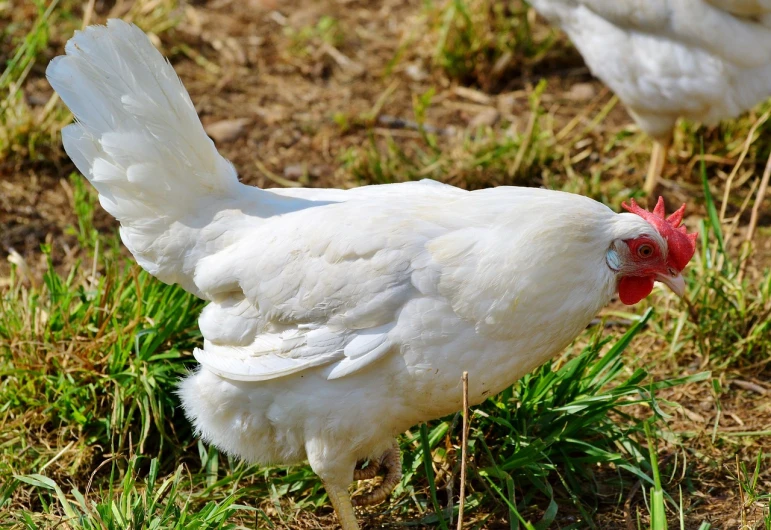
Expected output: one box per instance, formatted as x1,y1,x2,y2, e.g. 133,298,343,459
352,442,402,507
353,457,381,480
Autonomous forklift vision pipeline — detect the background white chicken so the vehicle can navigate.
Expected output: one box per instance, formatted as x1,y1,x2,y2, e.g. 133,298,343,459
529,0,771,194
47,20,697,530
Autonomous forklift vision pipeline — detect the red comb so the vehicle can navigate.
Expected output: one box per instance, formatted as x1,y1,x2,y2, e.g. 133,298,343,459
621,197,697,271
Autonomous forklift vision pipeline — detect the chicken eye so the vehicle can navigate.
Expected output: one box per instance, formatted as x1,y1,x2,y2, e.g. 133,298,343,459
637,244,654,258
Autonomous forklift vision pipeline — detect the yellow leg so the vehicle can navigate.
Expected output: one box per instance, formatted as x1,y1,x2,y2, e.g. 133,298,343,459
643,136,671,196
326,481,360,530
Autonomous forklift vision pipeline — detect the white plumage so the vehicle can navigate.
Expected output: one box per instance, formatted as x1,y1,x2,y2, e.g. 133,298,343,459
530,0,771,192
47,20,696,529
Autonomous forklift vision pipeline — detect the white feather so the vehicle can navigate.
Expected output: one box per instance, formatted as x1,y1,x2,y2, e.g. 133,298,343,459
530,0,771,138
46,20,263,292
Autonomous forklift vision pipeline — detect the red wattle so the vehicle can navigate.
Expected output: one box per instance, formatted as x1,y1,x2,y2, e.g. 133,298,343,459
618,276,655,305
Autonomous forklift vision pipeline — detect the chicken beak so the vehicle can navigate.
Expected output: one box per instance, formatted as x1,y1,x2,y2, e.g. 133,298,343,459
656,272,686,298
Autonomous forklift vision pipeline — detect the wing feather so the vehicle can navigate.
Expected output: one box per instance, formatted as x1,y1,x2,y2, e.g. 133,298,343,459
192,187,464,381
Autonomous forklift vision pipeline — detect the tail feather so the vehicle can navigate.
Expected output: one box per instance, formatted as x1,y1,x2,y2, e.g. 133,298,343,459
47,19,262,293
47,20,240,208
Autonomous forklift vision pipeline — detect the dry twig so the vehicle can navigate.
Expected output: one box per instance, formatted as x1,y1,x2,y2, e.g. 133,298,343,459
457,371,470,530
739,150,771,280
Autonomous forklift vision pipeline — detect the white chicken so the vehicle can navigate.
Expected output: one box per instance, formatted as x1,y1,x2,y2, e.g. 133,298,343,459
47,20,697,530
529,0,771,194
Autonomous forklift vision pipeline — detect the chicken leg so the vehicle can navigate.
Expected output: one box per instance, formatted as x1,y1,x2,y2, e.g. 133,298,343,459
326,480,360,530
643,134,671,196
352,441,402,506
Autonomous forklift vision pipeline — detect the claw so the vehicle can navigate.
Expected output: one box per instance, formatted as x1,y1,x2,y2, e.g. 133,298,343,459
353,458,381,481
352,442,402,507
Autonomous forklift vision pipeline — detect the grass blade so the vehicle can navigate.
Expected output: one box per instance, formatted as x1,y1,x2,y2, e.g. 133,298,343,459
420,423,449,530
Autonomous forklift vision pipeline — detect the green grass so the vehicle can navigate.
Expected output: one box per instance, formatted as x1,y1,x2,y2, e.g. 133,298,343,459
438,311,708,528
285,14,345,56
7,457,247,529
652,157,771,371
735,452,771,530
425,0,568,90
0,0,63,162
339,79,636,203
0,0,179,164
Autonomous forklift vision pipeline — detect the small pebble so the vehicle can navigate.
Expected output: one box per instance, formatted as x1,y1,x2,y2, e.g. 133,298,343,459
204,118,250,143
